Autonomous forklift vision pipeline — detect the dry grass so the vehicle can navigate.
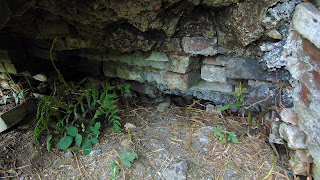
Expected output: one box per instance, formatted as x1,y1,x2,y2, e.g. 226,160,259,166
0,98,291,179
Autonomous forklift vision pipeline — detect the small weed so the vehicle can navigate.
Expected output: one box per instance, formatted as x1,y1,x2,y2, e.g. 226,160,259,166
228,132,239,143
217,82,244,112
213,125,222,137
212,126,238,145
218,134,227,145
109,161,120,179
109,150,138,179
120,150,138,168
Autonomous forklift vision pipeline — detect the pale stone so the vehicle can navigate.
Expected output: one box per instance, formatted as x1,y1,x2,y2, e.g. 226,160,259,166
168,54,200,74
147,51,169,62
191,80,233,93
293,3,320,49
201,65,227,83
280,108,299,125
163,70,201,91
279,123,307,149
266,29,282,40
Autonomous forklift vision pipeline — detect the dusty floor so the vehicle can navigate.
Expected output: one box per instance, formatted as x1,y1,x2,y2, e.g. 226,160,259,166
0,98,292,180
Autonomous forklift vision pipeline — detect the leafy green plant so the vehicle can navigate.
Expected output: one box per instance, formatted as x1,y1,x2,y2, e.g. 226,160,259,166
217,82,244,112
218,134,227,145
13,91,25,105
109,150,138,179
227,132,239,143
57,126,82,150
213,125,222,137
109,161,120,179
120,150,138,168
212,126,238,145
35,82,125,155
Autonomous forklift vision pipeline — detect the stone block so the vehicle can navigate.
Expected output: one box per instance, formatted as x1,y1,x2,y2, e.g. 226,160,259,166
191,80,233,93
38,23,69,36
157,38,182,52
116,66,144,82
280,108,299,125
163,70,201,91
55,37,94,50
145,71,164,84
201,65,227,83
293,3,320,49
0,99,37,133
147,51,169,62
182,37,218,56
289,149,313,176
226,58,290,81
130,81,159,98
103,61,117,77
202,56,228,66
217,0,279,47
279,123,307,149
168,53,200,74
104,51,167,70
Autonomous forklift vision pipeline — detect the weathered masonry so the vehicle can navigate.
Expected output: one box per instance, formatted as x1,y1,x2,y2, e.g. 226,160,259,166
1,0,320,178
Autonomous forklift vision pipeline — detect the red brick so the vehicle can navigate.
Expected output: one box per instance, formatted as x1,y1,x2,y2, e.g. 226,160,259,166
302,38,320,69
300,83,311,107
311,70,320,90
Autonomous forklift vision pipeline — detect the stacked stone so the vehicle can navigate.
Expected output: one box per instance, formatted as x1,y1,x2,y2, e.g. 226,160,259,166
278,2,320,179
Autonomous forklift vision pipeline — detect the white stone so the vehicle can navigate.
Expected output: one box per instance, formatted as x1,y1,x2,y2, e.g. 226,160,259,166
293,3,320,49
279,123,307,149
201,65,227,83
280,108,299,125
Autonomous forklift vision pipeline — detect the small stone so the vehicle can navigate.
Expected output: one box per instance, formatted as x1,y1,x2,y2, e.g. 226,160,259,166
162,161,187,180
279,123,307,149
206,104,217,114
289,150,309,175
280,108,299,125
269,122,283,144
157,102,171,112
266,29,282,40
198,126,214,143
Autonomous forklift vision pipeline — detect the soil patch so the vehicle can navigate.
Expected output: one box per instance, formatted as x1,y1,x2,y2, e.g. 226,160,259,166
0,98,291,179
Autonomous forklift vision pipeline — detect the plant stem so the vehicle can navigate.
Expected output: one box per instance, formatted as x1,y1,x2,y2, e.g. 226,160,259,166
127,129,132,142
50,37,73,92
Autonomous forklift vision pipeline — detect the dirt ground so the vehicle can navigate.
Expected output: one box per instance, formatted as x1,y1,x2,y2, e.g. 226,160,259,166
0,97,292,180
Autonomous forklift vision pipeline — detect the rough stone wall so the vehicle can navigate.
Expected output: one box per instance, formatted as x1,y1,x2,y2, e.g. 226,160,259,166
277,3,320,179
2,0,320,178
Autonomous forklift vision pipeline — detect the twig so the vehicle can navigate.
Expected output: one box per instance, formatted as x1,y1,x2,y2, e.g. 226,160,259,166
72,151,83,177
